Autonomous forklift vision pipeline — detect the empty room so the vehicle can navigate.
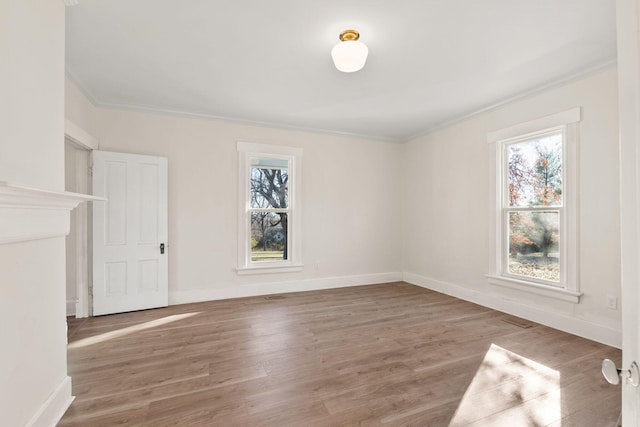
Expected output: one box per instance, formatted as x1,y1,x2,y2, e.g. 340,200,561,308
3,0,640,426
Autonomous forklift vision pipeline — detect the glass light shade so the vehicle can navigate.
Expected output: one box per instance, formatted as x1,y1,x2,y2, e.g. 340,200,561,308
331,40,368,73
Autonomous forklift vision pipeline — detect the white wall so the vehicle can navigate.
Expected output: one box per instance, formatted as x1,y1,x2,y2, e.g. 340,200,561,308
64,86,404,303
403,67,622,346
0,1,71,426
65,77,100,141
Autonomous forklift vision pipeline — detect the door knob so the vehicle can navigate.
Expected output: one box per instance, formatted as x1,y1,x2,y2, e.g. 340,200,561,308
602,359,640,387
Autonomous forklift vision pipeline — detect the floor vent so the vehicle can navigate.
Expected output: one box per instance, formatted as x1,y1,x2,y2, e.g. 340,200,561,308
502,317,534,328
264,295,286,300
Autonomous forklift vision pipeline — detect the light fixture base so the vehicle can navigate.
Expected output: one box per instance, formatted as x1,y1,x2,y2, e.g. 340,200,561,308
339,29,360,42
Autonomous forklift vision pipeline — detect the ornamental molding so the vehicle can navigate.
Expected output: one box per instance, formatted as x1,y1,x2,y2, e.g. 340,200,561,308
0,181,103,244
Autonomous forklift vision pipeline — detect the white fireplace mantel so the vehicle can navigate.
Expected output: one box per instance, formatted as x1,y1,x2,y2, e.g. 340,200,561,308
0,181,104,244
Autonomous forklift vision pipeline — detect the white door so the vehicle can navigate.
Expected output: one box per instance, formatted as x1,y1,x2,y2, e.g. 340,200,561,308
92,150,168,316
617,0,640,423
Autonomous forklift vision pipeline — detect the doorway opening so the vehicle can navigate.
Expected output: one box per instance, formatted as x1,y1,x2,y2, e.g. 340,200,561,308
65,137,92,318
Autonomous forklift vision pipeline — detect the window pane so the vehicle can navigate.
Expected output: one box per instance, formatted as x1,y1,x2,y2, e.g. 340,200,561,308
250,165,288,209
251,212,288,262
508,133,562,207
508,211,559,282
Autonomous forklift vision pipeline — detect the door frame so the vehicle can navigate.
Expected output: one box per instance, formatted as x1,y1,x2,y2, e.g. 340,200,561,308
64,119,99,318
616,0,640,423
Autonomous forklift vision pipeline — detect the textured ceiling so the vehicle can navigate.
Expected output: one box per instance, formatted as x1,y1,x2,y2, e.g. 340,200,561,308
65,0,617,142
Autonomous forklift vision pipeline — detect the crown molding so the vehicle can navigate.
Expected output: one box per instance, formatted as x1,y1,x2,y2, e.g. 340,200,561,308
95,101,403,144
65,57,616,145
404,57,617,142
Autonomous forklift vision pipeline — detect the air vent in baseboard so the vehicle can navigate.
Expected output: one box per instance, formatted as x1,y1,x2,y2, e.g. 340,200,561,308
502,317,534,328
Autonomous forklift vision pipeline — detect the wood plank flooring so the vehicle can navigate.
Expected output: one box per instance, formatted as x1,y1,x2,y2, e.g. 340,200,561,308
59,282,621,426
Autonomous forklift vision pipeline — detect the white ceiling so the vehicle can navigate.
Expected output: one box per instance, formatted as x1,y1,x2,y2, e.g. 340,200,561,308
65,0,617,143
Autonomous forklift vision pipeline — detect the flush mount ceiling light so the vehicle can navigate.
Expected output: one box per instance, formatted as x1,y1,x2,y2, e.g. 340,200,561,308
331,29,368,73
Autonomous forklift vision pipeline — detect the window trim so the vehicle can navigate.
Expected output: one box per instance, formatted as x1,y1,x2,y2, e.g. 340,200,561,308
236,142,303,275
486,108,582,303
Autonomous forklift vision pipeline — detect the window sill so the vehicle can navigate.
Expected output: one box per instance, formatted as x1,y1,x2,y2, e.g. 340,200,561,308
236,264,304,275
486,274,582,303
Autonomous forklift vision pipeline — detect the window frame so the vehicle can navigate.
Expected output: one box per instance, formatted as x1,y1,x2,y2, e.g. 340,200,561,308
236,142,303,275
486,108,582,303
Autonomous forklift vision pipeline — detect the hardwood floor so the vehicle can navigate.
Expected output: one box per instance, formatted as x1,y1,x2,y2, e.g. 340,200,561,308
60,282,621,426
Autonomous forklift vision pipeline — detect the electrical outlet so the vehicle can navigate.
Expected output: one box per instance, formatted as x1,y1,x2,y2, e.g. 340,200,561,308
606,295,618,310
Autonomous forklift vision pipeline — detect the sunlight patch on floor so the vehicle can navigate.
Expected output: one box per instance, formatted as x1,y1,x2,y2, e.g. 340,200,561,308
68,312,200,349
449,343,561,426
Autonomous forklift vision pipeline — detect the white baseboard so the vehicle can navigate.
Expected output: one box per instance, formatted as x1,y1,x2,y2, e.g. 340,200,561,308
66,299,76,317
403,272,622,349
169,272,403,305
25,376,74,427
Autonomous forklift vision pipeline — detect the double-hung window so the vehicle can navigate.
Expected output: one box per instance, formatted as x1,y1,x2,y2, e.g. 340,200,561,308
487,108,582,302
237,142,303,274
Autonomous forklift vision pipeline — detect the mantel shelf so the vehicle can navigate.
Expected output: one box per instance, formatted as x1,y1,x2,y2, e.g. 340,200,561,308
0,181,105,244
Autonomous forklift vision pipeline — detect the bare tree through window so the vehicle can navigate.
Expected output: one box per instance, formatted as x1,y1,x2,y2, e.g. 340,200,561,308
250,159,289,262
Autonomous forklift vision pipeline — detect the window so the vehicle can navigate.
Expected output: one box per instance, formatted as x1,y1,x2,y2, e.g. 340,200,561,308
250,158,289,262
487,108,582,303
237,142,303,274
